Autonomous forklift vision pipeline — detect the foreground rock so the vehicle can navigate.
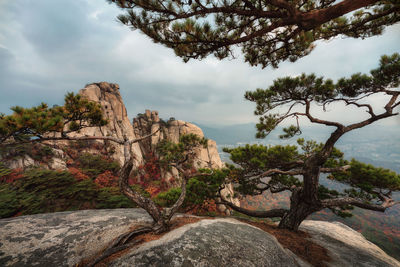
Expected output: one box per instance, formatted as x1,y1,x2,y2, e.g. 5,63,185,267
0,209,153,267
1,209,399,267
300,221,400,267
109,218,300,267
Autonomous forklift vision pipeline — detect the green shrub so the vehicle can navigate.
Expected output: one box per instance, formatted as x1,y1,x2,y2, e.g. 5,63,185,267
0,162,11,178
0,168,150,218
0,184,20,217
0,143,53,162
77,153,120,177
154,169,227,209
95,187,137,209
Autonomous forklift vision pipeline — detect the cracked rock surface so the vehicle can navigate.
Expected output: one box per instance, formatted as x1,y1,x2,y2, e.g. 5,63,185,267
0,209,152,267
1,209,399,267
109,218,300,267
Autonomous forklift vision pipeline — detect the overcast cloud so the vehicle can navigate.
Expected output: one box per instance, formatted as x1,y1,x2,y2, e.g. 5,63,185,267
0,0,399,127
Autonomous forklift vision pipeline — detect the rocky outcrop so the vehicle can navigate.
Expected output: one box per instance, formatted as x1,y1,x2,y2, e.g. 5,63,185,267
0,209,299,267
1,209,399,267
3,83,224,171
300,220,400,267
1,82,238,212
133,111,222,169
73,82,144,167
133,110,238,212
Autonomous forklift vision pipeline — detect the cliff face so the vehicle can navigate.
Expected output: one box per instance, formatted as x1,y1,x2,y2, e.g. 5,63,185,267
74,82,144,167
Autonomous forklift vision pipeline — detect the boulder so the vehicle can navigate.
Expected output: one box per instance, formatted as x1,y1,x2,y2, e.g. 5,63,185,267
109,218,300,267
0,209,153,267
1,209,399,267
5,155,37,170
300,220,400,267
0,209,298,267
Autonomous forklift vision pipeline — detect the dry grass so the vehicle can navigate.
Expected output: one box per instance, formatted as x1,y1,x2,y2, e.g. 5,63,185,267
241,219,331,267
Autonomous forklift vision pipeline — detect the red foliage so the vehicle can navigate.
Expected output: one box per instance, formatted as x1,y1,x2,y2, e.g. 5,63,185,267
94,171,119,188
133,153,164,187
202,199,218,212
65,148,79,160
0,168,24,184
186,199,221,215
12,211,23,217
68,167,89,181
145,185,161,197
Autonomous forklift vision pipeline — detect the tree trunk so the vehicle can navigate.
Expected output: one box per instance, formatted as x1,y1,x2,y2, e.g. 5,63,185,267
279,129,344,231
300,0,379,30
278,189,320,231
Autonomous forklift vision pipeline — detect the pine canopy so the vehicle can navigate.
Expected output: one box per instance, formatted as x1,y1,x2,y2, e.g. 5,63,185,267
109,0,400,68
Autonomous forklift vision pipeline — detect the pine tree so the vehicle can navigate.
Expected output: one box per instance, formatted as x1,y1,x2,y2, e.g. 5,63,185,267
0,93,210,234
108,0,399,68
219,53,400,230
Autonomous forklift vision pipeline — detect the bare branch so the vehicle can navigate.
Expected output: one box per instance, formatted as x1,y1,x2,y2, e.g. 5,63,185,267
345,93,399,132
259,168,303,177
1,127,161,147
321,197,399,212
320,165,351,173
129,127,161,144
217,198,287,218
305,100,344,128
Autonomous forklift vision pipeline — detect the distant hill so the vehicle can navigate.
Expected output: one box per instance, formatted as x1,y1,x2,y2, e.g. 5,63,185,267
195,123,259,145
198,122,400,173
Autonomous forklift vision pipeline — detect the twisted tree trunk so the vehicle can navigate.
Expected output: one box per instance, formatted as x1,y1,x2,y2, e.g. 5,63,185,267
278,129,344,230
278,188,321,231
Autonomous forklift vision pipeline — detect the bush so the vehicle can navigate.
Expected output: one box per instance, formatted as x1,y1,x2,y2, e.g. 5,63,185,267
0,168,145,218
0,162,12,180
95,187,137,209
0,143,54,162
77,153,120,178
154,169,227,211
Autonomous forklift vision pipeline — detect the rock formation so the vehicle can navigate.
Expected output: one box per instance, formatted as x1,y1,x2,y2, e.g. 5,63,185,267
1,209,399,267
132,109,239,211
73,82,144,167
133,112,222,169
1,82,238,213
1,82,222,171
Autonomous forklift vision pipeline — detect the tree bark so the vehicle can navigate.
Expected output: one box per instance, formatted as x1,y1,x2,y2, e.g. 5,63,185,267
299,0,379,30
278,189,320,231
119,141,170,232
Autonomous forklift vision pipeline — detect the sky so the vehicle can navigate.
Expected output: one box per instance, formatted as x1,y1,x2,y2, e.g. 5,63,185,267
0,0,399,127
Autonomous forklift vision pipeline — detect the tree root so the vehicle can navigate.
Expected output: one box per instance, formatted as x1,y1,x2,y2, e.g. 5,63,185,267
85,226,153,267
